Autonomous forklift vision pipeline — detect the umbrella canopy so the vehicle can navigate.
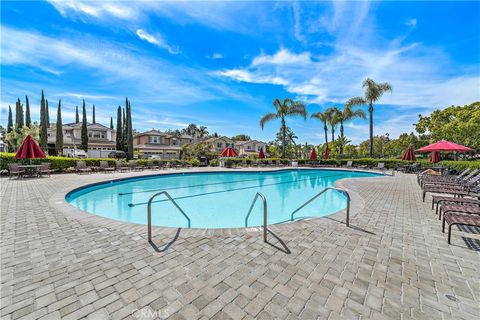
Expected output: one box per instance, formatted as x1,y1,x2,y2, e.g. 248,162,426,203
323,146,329,160
416,140,473,153
309,148,317,160
402,144,416,161
220,147,238,157
258,148,265,159
15,135,46,159
430,151,441,163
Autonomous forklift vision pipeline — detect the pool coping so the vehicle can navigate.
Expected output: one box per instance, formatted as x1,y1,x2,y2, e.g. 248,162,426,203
49,167,390,239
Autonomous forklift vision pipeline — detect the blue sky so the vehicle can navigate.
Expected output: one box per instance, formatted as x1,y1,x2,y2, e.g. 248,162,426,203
1,1,479,144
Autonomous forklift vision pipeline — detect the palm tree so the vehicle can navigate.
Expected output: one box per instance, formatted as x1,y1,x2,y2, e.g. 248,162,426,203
337,103,366,154
310,111,329,150
326,107,341,142
259,98,307,158
346,78,392,157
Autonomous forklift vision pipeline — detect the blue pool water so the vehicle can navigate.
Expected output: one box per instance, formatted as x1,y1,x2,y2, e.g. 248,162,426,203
66,169,380,228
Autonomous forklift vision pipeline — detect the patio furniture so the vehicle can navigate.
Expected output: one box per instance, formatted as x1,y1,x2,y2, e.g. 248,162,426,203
17,165,42,178
345,160,353,168
146,160,159,170
421,173,480,189
76,161,91,174
116,160,130,172
422,176,480,201
8,164,26,179
418,168,472,185
39,163,54,177
432,195,480,215
170,160,178,169
129,160,144,171
442,212,480,244
439,203,480,220
99,161,115,173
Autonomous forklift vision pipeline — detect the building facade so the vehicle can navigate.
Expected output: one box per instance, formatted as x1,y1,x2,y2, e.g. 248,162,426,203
190,136,235,153
133,130,194,159
234,140,267,156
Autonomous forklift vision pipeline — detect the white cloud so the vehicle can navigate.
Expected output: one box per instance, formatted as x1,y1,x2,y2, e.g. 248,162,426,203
207,53,224,59
135,29,178,54
406,18,417,27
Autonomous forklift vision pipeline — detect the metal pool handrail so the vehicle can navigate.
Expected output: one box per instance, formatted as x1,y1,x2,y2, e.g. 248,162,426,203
147,191,191,242
244,192,268,242
290,187,351,227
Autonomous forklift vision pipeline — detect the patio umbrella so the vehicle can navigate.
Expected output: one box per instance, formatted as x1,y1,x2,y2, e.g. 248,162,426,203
323,146,329,160
15,135,45,160
309,147,317,160
402,144,416,161
258,148,265,159
430,151,441,163
220,147,238,157
416,140,473,153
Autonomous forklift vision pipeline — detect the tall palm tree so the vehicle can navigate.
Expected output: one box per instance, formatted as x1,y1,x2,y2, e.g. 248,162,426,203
260,98,307,158
337,103,366,154
310,111,329,150
346,78,392,157
326,107,341,142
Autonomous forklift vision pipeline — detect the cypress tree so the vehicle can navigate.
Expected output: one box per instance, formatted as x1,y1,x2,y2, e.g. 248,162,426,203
75,106,79,123
15,98,24,130
126,98,133,159
110,117,113,129
92,104,96,124
122,107,126,151
25,95,31,127
39,90,48,150
7,105,13,133
45,99,50,128
80,99,88,152
56,99,63,155
116,106,122,150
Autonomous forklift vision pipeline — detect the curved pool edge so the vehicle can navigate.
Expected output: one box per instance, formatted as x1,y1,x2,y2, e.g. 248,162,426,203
50,167,388,238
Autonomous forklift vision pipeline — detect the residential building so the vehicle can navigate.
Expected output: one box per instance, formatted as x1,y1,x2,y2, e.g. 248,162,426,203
190,136,235,153
47,122,116,157
234,140,267,156
133,130,194,159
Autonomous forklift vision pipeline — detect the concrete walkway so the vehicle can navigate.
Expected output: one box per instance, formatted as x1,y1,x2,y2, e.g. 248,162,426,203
1,169,479,319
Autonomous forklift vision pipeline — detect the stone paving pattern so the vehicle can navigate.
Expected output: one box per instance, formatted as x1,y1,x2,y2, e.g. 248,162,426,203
1,169,479,319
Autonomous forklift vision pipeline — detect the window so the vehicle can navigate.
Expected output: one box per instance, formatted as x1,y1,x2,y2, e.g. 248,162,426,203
217,142,223,148
172,139,177,146
247,145,251,150
148,136,159,143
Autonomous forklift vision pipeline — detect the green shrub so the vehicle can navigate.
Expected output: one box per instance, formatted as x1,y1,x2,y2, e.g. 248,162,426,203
439,160,480,172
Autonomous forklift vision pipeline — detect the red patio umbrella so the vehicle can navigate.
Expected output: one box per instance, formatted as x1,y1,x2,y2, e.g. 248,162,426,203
258,148,265,159
15,135,45,160
323,146,329,160
416,140,473,153
430,151,441,163
220,147,238,157
309,148,317,160
402,144,416,161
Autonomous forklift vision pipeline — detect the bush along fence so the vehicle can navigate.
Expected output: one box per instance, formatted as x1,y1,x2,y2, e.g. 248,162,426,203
1,152,479,173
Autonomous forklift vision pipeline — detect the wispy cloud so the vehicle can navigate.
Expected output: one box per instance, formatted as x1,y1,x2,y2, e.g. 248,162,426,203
135,29,179,54
406,18,417,28
207,53,224,59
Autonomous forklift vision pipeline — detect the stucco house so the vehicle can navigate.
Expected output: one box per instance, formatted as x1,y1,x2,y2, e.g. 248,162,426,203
234,140,267,156
133,130,194,159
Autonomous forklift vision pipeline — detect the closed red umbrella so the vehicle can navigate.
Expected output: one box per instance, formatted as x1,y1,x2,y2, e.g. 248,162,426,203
309,148,317,160
220,147,238,157
15,135,46,159
430,151,441,163
258,148,265,159
416,140,473,152
402,144,416,161
323,146,329,160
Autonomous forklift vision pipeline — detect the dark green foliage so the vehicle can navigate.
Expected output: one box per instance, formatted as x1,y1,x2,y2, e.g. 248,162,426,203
15,98,24,130
92,104,96,124
80,100,88,152
25,96,31,127
45,99,50,128
116,106,123,151
122,107,126,151
7,106,13,133
39,90,48,150
75,106,79,123
125,97,134,159
56,100,63,155
110,117,113,129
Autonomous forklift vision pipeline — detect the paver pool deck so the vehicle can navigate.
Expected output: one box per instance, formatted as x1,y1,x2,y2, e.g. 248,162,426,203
1,168,479,320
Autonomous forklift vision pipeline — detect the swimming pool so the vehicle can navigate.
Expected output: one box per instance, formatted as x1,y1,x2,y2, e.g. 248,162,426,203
66,169,380,229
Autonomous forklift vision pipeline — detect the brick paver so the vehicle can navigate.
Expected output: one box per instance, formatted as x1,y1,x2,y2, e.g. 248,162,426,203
1,168,479,319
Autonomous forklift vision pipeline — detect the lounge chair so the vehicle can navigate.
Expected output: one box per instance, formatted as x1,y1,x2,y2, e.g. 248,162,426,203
422,175,480,201
39,163,54,177
99,161,115,173
8,164,25,179
439,203,480,220
420,170,479,188
442,212,480,244
146,160,159,170
76,161,91,174
419,168,471,185
345,160,353,168
116,160,130,172
432,195,480,215
129,160,144,171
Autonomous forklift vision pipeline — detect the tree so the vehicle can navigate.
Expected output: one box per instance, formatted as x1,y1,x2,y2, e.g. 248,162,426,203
337,103,366,153
5,125,40,151
7,106,13,133
80,99,88,152
122,107,126,151
182,124,198,137
75,106,79,123
92,104,96,124
197,126,209,138
259,98,307,158
346,78,392,157
125,98,134,159
15,98,24,131
56,99,63,155
116,106,123,150
232,134,251,141
39,90,48,150
45,99,50,128
25,96,31,127
325,107,341,142
110,117,113,129
311,111,329,150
